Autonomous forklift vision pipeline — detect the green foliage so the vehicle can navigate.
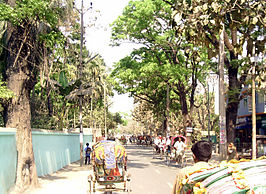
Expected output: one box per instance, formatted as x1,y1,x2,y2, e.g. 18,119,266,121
0,0,60,26
0,79,14,100
0,76,14,126
111,0,212,134
0,76,14,112
0,0,115,131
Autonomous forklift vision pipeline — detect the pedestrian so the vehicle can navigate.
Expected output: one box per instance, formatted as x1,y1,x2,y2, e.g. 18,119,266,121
171,140,212,194
84,143,91,165
154,136,160,153
227,142,238,160
166,136,172,155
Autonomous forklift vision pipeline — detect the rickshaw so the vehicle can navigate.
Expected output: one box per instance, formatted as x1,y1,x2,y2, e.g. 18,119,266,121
88,140,130,193
171,135,187,146
178,157,266,193
137,135,146,146
170,135,187,166
143,135,153,146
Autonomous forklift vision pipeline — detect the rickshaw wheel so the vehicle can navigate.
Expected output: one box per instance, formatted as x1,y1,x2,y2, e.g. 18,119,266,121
124,180,127,191
88,175,93,193
88,180,91,193
92,181,96,192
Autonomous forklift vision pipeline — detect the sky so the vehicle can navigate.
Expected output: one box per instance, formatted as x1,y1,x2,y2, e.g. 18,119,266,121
83,0,135,114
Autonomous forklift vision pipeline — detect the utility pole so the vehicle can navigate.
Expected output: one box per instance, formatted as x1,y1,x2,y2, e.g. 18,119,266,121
166,83,170,137
104,81,107,139
219,23,227,160
207,83,211,142
90,96,94,142
78,0,84,167
252,47,257,159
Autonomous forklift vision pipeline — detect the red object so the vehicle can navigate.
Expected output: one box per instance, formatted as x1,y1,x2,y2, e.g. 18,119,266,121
171,135,187,146
109,167,121,176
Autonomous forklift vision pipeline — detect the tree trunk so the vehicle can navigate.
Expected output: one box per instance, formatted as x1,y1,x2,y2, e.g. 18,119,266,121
226,63,240,143
4,20,38,192
179,89,189,136
6,71,38,192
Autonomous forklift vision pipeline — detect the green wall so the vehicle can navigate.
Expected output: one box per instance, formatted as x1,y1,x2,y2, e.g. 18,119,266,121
0,129,93,194
0,132,17,194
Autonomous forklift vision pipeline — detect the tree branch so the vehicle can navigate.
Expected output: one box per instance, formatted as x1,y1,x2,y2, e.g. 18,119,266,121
133,94,154,104
161,0,175,9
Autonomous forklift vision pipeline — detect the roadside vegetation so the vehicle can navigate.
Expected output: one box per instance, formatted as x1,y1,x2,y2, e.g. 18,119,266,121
0,0,264,192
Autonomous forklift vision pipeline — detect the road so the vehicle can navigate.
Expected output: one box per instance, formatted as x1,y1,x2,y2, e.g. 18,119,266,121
23,143,193,194
126,144,180,194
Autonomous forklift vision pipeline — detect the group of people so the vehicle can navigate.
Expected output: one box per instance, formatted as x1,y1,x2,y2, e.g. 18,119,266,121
172,141,240,193
154,136,186,165
85,136,240,193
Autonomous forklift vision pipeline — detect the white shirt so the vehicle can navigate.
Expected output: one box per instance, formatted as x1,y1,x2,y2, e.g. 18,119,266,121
154,138,159,145
174,141,185,152
166,139,171,146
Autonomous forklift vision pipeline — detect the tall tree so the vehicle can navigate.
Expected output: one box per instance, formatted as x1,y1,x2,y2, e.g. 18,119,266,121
132,97,163,134
0,0,65,191
111,0,210,134
166,0,265,143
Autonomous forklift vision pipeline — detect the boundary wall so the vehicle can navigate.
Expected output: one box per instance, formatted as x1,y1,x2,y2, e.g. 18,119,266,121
0,128,92,194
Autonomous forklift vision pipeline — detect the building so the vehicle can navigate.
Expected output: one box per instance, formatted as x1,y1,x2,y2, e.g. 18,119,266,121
235,88,266,157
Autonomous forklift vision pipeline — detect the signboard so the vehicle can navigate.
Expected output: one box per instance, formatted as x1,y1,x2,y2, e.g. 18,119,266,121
219,115,226,144
186,127,193,133
236,117,246,124
201,131,215,136
248,95,252,112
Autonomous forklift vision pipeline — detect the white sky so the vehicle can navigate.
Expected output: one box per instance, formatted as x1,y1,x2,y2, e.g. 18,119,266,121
83,0,134,114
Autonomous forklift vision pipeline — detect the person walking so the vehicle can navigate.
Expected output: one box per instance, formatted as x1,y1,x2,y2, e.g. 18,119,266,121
84,143,92,165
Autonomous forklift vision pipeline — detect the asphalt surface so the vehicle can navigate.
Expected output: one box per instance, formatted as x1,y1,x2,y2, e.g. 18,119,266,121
20,144,220,194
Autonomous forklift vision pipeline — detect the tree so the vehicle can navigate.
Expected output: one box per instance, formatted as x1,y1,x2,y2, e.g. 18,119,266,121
111,0,210,134
0,0,66,191
165,0,265,143
132,97,163,134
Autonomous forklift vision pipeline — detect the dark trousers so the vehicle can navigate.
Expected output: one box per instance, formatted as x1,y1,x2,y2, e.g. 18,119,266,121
85,155,90,165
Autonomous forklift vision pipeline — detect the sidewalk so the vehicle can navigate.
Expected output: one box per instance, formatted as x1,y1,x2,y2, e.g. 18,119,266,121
22,161,92,194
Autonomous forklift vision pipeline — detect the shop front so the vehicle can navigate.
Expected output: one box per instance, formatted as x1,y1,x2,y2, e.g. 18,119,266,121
235,113,266,158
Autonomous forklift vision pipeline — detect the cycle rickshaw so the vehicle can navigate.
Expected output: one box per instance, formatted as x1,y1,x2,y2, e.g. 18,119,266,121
88,140,130,193
169,135,187,166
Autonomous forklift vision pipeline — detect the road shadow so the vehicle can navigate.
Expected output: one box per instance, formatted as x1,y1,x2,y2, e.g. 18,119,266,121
39,174,68,181
128,161,149,169
150,159,182,169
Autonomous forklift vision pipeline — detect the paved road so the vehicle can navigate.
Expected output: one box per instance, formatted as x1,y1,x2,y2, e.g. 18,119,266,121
126,144,180,194
23,143,220,194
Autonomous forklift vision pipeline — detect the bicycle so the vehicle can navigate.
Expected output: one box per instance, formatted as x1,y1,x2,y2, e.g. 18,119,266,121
165,146,171,166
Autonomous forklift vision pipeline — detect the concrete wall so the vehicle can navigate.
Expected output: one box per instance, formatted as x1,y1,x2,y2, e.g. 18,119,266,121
0,131,17,194
0,128,92,194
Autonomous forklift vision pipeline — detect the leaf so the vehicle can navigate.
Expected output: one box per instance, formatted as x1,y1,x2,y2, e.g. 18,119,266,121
210,20,215,25
59,71,68,89
252,17,258,25
174,13,182,24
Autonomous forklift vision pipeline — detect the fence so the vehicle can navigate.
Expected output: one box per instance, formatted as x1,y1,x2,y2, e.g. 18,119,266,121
0,128,92,194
